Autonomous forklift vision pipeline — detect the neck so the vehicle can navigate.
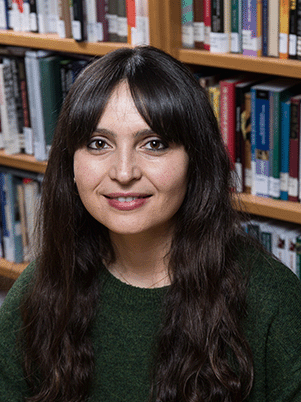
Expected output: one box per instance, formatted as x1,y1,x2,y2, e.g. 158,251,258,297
108,229,173,288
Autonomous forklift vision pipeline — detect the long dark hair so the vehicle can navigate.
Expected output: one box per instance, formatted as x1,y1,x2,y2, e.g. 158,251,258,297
21,46,253,401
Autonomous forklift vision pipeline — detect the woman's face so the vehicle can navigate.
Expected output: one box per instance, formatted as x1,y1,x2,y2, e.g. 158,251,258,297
73,82,189,238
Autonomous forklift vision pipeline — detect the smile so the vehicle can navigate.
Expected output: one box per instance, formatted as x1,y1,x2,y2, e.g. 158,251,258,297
105,194,151,211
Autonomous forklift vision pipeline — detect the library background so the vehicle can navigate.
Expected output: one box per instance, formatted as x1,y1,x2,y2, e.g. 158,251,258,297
0,0,301,303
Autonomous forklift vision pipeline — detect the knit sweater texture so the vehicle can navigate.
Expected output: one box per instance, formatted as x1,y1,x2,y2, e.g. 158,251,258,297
1,245,301,401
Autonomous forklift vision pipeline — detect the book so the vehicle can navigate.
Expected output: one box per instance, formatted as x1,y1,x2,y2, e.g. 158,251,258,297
181,0,194,48
29,0,38,32
280,99,291,200
36,0,46,33
193,0,205,49
204,0,211,50
208,84,221,125
268,0,279,56
39,55,63,158
297,0,301,58
251,79,300,198
220,77,247,167
107,0,118,42
242,0,262,56
117,0,127,42
96,0,109,41
0,0,9,29
210,0,230,53
262,0,268,56
231,0,242,53
86,0,98,42
289,0,298,59
57,0,72,38
279,0,290,58
0,171,23,263
235,79,261,192
71,0,87,41
23,177,39,261
0,62,21,154
24,50,51,161
126,0,149,46
241,92,252,193
46,0,58,33
288,93,301,201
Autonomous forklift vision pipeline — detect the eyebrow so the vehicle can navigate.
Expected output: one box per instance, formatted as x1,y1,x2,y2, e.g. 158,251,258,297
93,128,156,138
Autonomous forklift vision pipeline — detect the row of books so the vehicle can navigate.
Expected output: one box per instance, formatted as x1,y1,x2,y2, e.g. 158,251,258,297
197,69,301,202
0,167,42,264
242,218,301,279
182,0,301,60
0,0,149,45
0,46,90,160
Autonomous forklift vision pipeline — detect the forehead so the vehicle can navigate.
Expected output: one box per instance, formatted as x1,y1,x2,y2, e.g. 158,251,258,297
97,82,148,130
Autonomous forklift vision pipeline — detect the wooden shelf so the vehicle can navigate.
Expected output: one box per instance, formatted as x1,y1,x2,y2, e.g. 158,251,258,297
234,193,301,224
178,49,301,79
0,31,131,56
0,259,28,280
0,150,46,173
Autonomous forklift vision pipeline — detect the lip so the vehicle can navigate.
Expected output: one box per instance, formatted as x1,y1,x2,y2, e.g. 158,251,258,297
104,193,152,211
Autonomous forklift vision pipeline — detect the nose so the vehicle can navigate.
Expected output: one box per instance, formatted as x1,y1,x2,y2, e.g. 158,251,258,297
108,150,142,183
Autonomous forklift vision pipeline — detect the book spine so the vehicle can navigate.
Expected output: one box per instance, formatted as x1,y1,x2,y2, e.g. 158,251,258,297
250,87,257,195
269,91,281,199
220,81,237,166
117,0,127,42
29,0,38,32
242,0,262,56
279,0,290,58
211,0,229,52
72,0,86,41
262,0,268,55
255,88,270,197
96,0,109,41
289,0,298,58
39,56,63,158
181,0,194,48
243,92,252,193
280,100,291,200
194,0,205,49
288,96,300,201
0,0,8,29
86,0,98,42
58,0,72,38
268,0,279,56
36,0,46,33
235,85,244,192
204,0,211,50
231,0,242,53
0,63,20,154
24,51,47,161
107,0,118,42
297,0,301,58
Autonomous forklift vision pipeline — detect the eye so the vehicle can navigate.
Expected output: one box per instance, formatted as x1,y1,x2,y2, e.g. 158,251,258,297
87,138,110,150
144,139,168,151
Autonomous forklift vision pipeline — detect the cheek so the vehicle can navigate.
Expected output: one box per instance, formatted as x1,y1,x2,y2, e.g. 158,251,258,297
154,165,188,194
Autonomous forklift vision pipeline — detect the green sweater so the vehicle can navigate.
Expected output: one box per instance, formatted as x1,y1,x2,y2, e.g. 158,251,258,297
1,246,301,401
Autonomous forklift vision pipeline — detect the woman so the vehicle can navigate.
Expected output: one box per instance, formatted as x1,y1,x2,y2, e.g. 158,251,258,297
0,46,301,402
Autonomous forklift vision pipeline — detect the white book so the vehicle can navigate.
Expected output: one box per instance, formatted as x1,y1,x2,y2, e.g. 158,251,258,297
36,0,46,33
131,0,149,46
23,178,39,261
0,0,7,29
24,50,51,161
86,0,98,42
0,63,21,154
46,0,58,33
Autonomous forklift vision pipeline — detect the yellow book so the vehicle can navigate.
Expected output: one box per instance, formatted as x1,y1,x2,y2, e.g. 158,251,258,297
208,84,221,126
279,0,290,59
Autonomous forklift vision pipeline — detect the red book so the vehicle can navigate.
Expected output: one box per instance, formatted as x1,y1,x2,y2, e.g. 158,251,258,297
220,77,245,166
288,94,301,201
204,0,211,50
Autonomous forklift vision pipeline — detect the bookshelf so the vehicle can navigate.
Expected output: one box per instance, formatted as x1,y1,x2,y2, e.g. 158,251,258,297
0,0,301,279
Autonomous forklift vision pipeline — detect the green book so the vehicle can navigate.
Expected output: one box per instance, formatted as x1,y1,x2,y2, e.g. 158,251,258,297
231,0,242,53
39,55,63,157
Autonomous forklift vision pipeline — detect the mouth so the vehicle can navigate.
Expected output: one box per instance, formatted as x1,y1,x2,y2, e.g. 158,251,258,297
105,194,151,202
104,194,152,210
